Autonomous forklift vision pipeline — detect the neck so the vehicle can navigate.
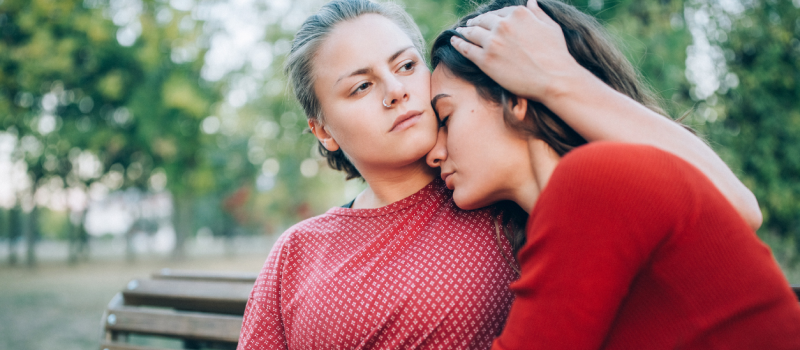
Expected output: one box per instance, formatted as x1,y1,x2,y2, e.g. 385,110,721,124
512,139,561,214
352,158,438,209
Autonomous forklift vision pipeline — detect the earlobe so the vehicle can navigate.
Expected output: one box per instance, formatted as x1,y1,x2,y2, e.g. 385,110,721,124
308,119,340,152
510,96,528,122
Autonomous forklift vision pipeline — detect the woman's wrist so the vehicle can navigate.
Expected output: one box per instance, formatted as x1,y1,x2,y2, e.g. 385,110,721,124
541,66,603,108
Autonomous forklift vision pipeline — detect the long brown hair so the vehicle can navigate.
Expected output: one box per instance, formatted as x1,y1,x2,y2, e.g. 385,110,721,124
431,0,674,255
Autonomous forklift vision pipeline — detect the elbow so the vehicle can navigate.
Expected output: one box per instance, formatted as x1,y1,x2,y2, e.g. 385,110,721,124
745,207,763,232
740,194,763,231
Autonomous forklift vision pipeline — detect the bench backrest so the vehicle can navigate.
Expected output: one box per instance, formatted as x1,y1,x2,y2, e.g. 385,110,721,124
100,269,258,350
99,273,799,350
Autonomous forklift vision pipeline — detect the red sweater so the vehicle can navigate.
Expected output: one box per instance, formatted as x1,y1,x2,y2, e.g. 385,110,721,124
493,143,800,350
238,179,518,350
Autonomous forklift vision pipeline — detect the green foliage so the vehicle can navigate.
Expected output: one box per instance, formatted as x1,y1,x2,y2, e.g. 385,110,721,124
1,0,797,259
570,0,694,116
713,1,800,243
0,0,219,195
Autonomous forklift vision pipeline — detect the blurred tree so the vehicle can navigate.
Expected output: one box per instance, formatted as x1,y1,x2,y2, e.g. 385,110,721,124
562,0,800,252
710,0,800,250
0,0,796,265
591,0,694,117
0,0,221,262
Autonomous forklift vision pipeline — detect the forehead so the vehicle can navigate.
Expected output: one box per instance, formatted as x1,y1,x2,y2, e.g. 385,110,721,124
431,65,470,97
314,14,416,82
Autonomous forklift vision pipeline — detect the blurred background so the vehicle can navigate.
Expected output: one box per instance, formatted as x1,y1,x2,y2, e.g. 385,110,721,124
0,0,798,349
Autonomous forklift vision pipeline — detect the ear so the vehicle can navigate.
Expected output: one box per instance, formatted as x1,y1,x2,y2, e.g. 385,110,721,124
508,95,528,122
308,119,340,152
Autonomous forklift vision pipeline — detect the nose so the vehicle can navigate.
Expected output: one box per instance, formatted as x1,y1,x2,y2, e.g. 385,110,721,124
426,127,448,168
383,76,408,107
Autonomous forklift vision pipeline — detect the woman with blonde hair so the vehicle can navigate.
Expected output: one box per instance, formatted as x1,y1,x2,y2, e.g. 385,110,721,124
237,0,769,348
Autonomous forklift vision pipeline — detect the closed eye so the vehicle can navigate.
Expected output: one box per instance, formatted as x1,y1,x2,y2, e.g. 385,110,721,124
438,116,449,128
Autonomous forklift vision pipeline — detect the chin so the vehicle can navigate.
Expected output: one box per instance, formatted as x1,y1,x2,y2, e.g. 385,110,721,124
452,189,483,211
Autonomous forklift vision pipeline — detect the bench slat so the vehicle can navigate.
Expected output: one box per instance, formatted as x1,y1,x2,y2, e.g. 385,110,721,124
105,306,242,343
152,269,258,284
122,279,252,315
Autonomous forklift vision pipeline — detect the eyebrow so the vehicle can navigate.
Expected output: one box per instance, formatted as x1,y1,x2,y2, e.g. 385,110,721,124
431,93,450,114
334,46,416,86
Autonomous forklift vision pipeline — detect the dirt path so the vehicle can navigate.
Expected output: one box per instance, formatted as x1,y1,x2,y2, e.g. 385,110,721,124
0,254,268,350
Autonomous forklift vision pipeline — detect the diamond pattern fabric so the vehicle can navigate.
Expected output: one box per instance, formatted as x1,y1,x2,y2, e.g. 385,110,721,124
238,179,517,349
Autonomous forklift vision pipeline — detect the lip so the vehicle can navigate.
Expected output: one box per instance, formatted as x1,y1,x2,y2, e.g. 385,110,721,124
441,171,454,190
389,110,423,132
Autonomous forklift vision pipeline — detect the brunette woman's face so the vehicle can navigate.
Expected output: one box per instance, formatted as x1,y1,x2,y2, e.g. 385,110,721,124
311,14,438,173
426,65,531,210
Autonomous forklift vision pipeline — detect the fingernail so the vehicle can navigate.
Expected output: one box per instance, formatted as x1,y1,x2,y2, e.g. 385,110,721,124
455,27,463,33
466,19,473,26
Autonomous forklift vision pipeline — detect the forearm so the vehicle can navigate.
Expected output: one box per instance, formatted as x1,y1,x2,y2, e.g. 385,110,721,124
542,70,762,230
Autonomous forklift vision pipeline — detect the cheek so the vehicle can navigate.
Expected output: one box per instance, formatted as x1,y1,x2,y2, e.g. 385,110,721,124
411,70,431,97
325,104,381,144
450,116,501,202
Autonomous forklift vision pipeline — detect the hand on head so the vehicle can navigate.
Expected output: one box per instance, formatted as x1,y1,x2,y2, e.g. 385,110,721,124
450,0,583,103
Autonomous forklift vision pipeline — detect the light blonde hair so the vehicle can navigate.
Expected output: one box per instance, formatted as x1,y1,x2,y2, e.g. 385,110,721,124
284,0,425,179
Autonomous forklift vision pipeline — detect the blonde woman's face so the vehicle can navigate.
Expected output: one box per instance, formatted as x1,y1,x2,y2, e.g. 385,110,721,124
311,14,438,174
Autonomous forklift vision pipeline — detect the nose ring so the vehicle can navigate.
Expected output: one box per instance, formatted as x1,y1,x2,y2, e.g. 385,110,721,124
382,99,392,108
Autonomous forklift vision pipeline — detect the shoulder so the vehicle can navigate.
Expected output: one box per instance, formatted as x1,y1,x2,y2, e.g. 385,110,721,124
261,212,345,261
559,142,688,178
252,214,339,293
529,143,703,256
270,212,345,250
553,142,700,196
537,142,705,223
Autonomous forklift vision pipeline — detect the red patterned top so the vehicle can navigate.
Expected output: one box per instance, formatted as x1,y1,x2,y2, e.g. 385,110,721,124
238,179,517,350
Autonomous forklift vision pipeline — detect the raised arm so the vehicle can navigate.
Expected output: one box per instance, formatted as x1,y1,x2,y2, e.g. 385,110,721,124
449,0,762,230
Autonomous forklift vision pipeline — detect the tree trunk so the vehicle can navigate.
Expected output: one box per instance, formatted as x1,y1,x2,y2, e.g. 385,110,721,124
125,219,137,263
222,213,235,258
77,211,89,261
7,207,20,265
3,209,12,265
68,210,89,264
25,206,37,267
172,194,192,260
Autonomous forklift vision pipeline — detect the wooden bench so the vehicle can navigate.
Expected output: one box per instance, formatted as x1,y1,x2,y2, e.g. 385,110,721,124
100,269,258,350
99,272,798,350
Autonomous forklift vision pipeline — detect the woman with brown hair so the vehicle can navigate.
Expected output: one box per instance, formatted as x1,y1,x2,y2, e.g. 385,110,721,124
426,0,800,348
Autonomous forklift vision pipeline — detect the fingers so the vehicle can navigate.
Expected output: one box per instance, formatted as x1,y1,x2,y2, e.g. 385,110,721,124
450,36,485,64
467,5,545,33
455,26,491,49
465,12,503,31
466,6,516,27
526,0,539,12
526,0,558,26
